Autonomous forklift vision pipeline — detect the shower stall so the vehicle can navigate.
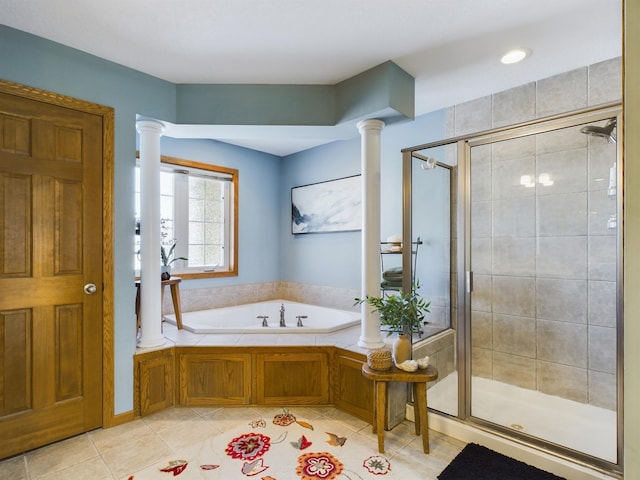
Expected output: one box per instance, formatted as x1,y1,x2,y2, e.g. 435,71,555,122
401,105,623,475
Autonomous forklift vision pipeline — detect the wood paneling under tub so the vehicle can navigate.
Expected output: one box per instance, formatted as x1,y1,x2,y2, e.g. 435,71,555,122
179,352,251,405
134,348,174,417
332,348,373,423
256,351,330,405
134,346,373,423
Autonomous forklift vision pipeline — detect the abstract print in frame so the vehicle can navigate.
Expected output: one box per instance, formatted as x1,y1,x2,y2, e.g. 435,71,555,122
291,175,362,234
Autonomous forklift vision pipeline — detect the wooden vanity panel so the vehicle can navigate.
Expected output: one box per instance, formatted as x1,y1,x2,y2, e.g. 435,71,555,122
135,346,375,417
332,348,373,423
255,350,330,405
178,352,251,405
134,348,174,417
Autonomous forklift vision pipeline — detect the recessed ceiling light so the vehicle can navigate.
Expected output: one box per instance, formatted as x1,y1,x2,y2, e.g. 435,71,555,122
501,48,530,65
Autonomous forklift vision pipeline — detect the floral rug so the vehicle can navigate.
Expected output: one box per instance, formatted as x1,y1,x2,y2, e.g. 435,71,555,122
126,408,403,480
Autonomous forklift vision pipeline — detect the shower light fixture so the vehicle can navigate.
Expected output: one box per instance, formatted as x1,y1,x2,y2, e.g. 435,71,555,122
501,48,530,64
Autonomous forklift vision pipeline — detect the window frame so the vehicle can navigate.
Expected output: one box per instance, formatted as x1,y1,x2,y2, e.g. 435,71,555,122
136,153,239,279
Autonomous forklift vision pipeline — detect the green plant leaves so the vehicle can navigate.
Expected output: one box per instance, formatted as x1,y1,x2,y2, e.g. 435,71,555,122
354,282,430,335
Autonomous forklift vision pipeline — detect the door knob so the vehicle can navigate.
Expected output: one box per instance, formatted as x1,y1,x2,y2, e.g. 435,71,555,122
83,283,97,295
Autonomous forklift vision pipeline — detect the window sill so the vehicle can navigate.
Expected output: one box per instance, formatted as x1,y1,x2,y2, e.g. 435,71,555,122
170,270,237,280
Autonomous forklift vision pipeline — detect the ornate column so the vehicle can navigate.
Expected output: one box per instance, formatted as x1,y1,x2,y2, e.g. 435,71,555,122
357,119,385,349
136,120,165,348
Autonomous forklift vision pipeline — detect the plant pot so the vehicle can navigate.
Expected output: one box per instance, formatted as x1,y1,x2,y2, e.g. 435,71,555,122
392,333,411,365
161,265,171,280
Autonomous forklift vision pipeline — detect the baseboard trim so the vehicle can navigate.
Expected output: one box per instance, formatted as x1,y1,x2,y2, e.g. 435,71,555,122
107,410,135,428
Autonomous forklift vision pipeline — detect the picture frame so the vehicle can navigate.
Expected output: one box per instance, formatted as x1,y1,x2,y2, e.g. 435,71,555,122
291,175,362,234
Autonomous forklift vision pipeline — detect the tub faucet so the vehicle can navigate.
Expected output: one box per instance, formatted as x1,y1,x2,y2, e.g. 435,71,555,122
279,303,286,327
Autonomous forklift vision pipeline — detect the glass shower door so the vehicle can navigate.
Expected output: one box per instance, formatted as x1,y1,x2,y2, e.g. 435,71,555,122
408,144,458,417
468,116,620,464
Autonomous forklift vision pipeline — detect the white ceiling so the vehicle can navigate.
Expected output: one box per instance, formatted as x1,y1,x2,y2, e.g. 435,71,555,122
1,0,622,155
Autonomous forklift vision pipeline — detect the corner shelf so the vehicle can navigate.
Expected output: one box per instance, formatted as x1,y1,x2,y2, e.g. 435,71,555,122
379,237,422,294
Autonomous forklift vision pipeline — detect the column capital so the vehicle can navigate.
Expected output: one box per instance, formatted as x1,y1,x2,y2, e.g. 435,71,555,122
357,118,385,134
136,119,165,135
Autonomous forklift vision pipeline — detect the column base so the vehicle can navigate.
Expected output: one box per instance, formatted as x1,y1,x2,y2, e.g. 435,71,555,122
358,336,385,349
137,335,167,349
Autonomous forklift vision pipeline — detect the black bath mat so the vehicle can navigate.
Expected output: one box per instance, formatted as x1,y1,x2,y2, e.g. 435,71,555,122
438,443,566,480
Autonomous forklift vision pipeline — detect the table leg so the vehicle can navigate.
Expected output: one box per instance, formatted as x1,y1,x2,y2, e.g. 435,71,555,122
169,283,183,329
415,382,429,453
372,381,377,434
376,381,387,453
412,383,420,435
135,283,141,335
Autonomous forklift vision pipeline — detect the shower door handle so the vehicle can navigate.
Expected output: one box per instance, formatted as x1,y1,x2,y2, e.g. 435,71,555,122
466,271,473,294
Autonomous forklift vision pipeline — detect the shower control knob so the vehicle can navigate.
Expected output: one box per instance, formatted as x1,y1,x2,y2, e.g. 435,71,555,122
83,283,97,295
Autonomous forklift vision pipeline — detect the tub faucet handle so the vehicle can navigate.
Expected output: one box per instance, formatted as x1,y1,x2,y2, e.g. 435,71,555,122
257,315,269,327
296,315,308,327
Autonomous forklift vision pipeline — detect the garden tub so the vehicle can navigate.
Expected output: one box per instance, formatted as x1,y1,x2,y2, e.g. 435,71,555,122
164,300,360,334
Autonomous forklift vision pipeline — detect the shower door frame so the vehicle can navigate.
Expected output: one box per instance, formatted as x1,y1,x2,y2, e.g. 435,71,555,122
402,102,623,475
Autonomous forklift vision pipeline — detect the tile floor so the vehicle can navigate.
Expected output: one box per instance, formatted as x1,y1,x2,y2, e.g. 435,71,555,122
0,406,466,480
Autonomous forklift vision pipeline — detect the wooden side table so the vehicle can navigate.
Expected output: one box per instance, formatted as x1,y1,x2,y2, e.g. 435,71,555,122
135,277,184,333
362,363,438,454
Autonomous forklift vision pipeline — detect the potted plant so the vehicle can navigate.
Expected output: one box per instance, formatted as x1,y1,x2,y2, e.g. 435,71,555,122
355,282,430,364
160,241,188,280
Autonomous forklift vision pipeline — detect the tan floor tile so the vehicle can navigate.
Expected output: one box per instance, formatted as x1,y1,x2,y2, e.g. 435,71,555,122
0,455,28,480
100,430,171,479
0,406,468,480
320,407,371,433
142,406,201,433
153,417,220,451
32,456,113,480
200,407,265,432
90,419,155,453
26,434,99,479
189,406,222,418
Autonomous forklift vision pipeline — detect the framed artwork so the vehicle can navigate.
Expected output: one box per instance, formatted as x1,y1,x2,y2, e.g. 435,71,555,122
291,175,362,234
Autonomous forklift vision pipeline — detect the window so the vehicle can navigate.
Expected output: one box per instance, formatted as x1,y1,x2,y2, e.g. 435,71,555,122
135,154,238,278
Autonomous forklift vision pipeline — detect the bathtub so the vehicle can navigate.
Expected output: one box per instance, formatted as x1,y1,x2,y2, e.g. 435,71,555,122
163,300,361,334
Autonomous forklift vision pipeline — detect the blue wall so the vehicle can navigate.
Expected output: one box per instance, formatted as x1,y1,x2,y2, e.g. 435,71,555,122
0,26,283,413
160,137,282,289
280,111,446,290
0,25,445,414
280,139,363,287
0,26,176,413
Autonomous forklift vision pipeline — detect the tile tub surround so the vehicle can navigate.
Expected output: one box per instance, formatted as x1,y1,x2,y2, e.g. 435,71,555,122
449,57,621,411
161,281,361,316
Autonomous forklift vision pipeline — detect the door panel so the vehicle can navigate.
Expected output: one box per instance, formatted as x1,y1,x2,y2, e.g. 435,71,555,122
0,91,103,458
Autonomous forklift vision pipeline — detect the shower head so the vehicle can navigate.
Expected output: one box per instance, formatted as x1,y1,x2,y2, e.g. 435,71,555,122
580,119,617,143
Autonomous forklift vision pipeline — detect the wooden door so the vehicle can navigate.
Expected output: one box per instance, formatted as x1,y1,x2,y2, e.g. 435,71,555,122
0,90,103,458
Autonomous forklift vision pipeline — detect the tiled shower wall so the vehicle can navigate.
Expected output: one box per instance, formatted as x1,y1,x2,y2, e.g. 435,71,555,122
447,57,621,410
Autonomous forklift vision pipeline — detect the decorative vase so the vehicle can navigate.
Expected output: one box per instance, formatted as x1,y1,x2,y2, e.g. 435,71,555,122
161,265,171,280
392,333,412,365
